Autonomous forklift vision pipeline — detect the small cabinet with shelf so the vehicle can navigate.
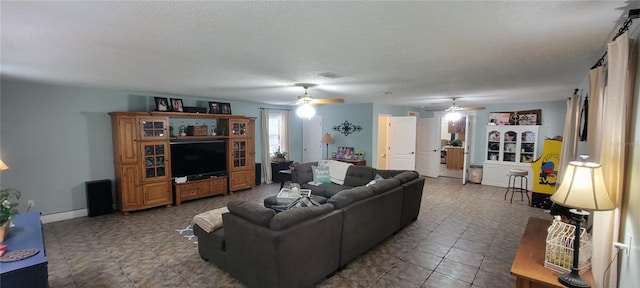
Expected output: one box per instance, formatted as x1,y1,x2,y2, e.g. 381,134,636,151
483,125,539,189
174,176,228,205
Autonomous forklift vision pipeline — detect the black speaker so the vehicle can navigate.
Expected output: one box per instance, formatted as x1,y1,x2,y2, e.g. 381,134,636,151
85,179,113,217
255,163,262,185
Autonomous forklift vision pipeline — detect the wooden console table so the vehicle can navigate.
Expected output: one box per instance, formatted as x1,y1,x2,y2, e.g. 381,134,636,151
330,158,366,166
511,217,594,288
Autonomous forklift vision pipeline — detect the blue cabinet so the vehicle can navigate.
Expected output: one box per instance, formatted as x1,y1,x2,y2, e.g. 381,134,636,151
0,211,48,287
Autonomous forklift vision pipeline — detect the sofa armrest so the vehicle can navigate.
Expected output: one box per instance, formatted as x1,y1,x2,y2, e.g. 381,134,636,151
223,208,342,288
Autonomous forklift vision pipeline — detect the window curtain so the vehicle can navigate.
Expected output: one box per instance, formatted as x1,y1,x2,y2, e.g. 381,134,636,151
281,110,290,155
558,90,582,182
590,32,635,288
261,109,272,184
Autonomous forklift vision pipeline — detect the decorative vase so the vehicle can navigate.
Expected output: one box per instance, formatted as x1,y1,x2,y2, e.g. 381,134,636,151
0,221,9,242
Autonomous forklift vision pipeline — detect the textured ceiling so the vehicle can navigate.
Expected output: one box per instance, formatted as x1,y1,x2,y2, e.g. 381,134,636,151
0,1,633,110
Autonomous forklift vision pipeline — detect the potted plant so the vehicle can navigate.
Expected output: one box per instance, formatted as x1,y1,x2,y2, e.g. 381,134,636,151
272,147,287,162
450,139,463,147
0,188,20,242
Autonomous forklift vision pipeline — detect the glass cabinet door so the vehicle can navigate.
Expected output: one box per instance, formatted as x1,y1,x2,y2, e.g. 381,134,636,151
520,130,537,163
230,120,248,137
231,139,247,170
487,130,501,161
141,142,169,181
502,130,517,162
139,117,168,140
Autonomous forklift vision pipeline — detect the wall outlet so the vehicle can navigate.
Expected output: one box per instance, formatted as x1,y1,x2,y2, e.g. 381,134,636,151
28,200,35,207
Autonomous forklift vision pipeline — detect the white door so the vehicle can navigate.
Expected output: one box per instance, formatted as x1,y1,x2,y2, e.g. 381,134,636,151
416,117,440,177
388,116,417,170
377,115,390,169
461,113,477,184
302,116,322,162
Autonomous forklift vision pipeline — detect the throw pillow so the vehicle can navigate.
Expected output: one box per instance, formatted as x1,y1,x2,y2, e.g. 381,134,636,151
312,165,331,184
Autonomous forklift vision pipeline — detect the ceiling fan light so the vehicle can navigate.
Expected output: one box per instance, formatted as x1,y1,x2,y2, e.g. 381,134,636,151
296,104,315,119
445,111,461,121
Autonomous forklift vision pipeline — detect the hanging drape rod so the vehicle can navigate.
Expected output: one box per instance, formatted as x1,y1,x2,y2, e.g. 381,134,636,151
592,10,640,69
260,107,291,111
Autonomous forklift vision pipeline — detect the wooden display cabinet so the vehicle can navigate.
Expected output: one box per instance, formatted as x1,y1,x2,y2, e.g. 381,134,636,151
228,118,256,192
111,111,256,211
110,112,173,214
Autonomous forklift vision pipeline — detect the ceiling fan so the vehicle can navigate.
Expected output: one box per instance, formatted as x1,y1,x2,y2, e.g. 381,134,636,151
296,83,345,105
444,97,484,112
444,98,484,121
294,83,344,118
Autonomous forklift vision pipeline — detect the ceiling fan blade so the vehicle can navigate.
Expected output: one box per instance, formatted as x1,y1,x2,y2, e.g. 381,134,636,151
314,98,344,104
462,106,485,111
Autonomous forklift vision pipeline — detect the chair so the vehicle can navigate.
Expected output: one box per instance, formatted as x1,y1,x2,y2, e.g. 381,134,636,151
504,169,530,204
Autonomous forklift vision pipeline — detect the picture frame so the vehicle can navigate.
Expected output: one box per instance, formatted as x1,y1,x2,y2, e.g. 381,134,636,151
170,98,184,112
208,102,222,114
154,97,169,111
336,146,354,159
219,102,232,114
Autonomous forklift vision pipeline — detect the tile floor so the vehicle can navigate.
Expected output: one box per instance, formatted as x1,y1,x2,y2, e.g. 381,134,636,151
43,176,551,287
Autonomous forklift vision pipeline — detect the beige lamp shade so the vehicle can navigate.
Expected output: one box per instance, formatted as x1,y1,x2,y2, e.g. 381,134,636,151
0,159,8,171
320,133,334,144
550,160,615,211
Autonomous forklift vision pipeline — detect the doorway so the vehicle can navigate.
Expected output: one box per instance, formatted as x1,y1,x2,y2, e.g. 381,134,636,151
438,111,477,180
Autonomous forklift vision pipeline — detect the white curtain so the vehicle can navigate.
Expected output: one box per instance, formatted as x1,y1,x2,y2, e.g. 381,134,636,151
261,109,272,184
590,32,635,288
558,90,582,181
281,110,290,155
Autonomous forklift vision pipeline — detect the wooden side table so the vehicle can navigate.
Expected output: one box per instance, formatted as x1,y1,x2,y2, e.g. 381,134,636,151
511,217,595,288
330,158,366,166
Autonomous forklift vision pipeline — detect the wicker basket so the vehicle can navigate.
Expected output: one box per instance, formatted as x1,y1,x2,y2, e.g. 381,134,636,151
187,125,208,136
544,218,592,274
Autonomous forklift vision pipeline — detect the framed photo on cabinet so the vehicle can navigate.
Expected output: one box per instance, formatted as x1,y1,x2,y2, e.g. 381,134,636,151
154,97,169,111
208,102,222,114
170,98,184,112
219,102,232,114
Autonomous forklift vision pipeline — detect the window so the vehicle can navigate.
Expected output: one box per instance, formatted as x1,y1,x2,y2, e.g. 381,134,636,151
269,112,285,155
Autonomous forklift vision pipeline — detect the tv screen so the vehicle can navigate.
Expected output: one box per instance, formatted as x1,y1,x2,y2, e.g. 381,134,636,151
170,140,227,178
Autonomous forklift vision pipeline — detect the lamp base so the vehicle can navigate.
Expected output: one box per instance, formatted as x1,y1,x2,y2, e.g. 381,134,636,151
558,269,590,288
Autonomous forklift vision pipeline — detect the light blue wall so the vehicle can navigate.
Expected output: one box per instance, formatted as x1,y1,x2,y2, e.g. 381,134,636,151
0,79,292,215
315,104,374,164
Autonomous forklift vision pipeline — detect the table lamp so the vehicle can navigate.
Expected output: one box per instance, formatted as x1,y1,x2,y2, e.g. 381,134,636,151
550,155,615,288
320,133,334,159
0,159,8,171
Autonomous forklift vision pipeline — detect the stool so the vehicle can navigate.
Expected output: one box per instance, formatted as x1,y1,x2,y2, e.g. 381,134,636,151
504,169,530,204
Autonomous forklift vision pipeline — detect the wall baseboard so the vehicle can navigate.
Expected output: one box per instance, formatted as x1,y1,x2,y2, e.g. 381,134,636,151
41,209,88,224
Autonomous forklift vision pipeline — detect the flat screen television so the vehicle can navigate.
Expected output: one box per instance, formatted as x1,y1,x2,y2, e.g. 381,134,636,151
170,140,227,179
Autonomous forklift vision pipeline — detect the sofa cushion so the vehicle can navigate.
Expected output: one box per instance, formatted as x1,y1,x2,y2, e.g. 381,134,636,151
343,166,377,187
312,165,331,184
227,201,275,228
376,169,406,179
328,186,375,209
392,171,419,183
368,178,402,195
270,203,335,231
292,162,318,184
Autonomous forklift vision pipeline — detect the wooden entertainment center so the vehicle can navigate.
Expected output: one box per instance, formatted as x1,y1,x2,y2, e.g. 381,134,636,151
110,111,255,213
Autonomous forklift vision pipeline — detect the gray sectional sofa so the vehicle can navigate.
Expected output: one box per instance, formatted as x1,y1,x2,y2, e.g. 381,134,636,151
193,163,425,288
